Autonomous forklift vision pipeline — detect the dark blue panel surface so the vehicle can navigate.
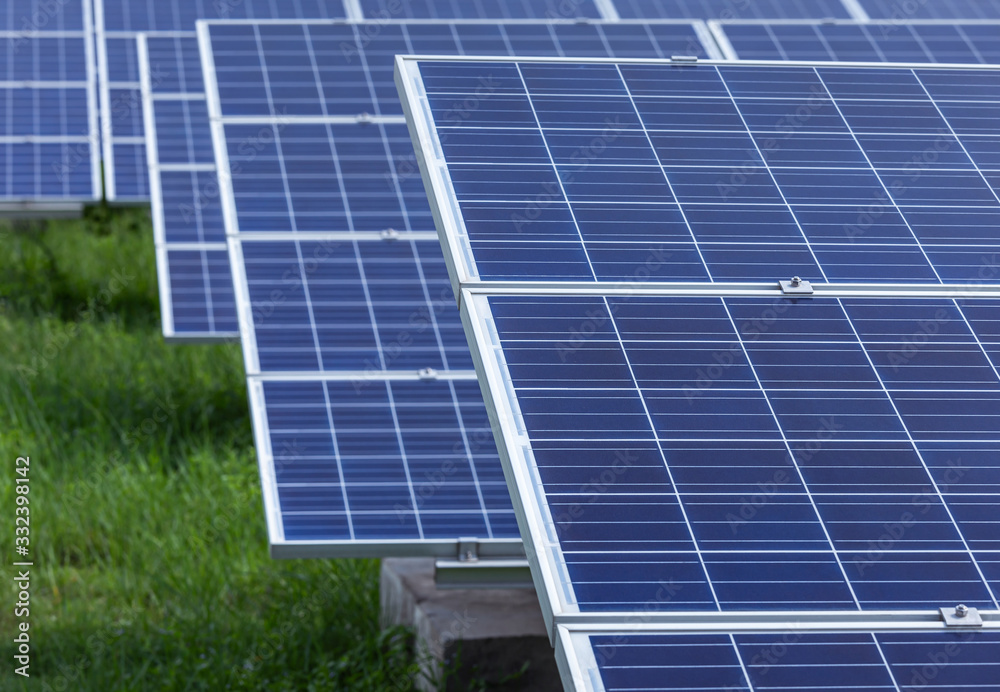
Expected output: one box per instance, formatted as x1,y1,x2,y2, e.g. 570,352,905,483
0,142,94,198
262,378,516,542
112,142,149,198
224,122,435,234
422,61,1000,285
105,36,140,83
615,0,850,19
153,99,213,165
0,36,88,80
241,238,472,372
358,0,602,18
165,249,239,336
720,21,1000,63
861,0,1000,19
2,87,89,136
591,630,1000,691
0,0,85,31
207,21,713,118
100,0,345,32
160,171,225,243
489,294,1000,612
146,35,205,93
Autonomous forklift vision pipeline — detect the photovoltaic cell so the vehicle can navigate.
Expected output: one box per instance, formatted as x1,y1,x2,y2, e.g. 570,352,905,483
205,21,719,120
470,293,1000,613
614,0,854,19
714,20,1000,62
0,0,100,205
94,0,347,200
860,0,1000,19
139,34,237,340
357,0,604,19
408,60,1000,286
561,629,1000,691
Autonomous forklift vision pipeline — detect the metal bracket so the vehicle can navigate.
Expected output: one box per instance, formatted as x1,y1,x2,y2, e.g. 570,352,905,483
457,538,479,562
418,367,439,381
380,227,400,241
670,55,699,63
356,112,372,124
779,277,814,295
940,605,983,627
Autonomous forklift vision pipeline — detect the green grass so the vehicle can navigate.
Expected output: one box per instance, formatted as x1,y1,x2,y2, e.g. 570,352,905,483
0,208,424,691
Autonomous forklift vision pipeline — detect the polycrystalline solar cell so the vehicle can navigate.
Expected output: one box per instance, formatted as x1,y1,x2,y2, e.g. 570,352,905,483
579,630,1000,691
165,249,239,335
718,21,1000,62
107,86,145,137
239,238,473,373
104,36,141,83
223,122,434,234
860,0,1000,19
206,21,715,119
479,293,1000,612
0,36,88,80
259,378,517,543
112,142,149,198
153,100,213,164
415,61,1000,285
0,0,85,31
615,0,852,19
146,35,205,93
2,88,89,135
357,0,603,19
99,0,345,31
159,171,225,243
0,142,95,198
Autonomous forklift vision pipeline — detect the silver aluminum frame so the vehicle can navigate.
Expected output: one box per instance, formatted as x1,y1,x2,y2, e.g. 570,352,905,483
397,54,1000,666
708,18,1000,60
139,33,241,344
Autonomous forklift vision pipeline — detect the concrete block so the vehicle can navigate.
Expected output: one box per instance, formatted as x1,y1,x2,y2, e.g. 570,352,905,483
380,558,561,691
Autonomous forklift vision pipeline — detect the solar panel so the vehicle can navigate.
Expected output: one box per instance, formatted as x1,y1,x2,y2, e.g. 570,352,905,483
558,628,1000,691
139,34,238,341
860,0,1000,19
613,0,860,20
0,0,101,211
711,20,1000,62
93,0,348,202
355,0,608,19
199,18,719,555
402,59,1000,288
399,55,1000,684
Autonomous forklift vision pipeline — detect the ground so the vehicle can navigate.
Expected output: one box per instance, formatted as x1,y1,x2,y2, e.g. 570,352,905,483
0,207,425,691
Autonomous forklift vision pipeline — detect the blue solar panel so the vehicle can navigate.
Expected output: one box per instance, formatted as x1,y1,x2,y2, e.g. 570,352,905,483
140,34,237,341
256,376,517,549
861,0,1000,19
206,21,719,120
615,0,854,19
715,20,1000,62
565,629,1000,691
407,60,1000,286
469,293,1000,612
357,0,605,19
94,0,347,201
0,0,100,206
1,1,86,31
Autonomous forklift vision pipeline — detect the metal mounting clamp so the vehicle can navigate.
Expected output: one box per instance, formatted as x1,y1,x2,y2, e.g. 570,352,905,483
670,55,699,63
779,277,814,295
418,367,439,381
457,538,479,562
380,227,400,241
940,604,983,627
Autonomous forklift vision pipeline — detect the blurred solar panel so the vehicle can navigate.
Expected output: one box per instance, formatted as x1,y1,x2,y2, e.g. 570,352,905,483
560,628,1000,691
93,0,347,201
356,0,607,19
139,34,237,341
0,0,101,211
614,0,857,19
860,0,1000,19
713,20,1000,62
402,59,1000,287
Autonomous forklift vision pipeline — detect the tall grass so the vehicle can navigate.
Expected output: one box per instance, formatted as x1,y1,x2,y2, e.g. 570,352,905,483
0,209,420,690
